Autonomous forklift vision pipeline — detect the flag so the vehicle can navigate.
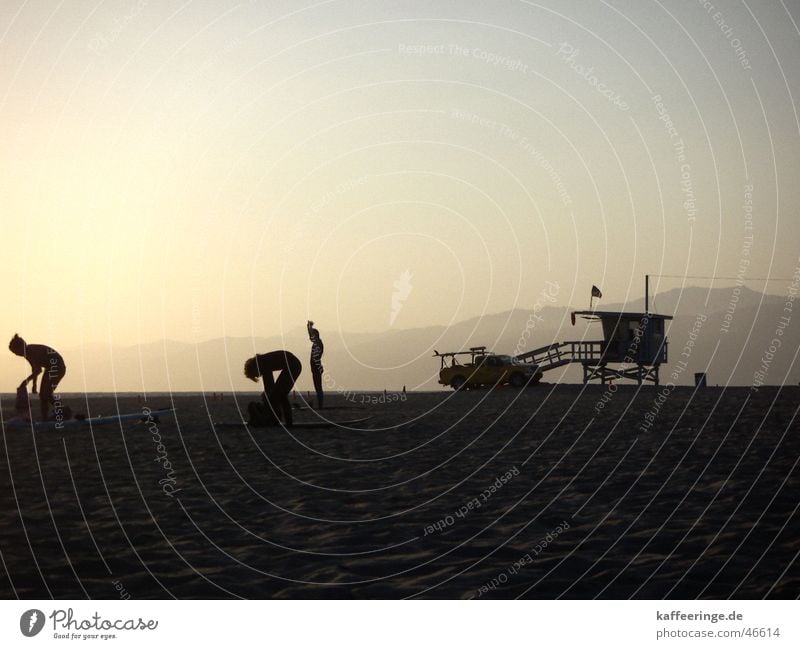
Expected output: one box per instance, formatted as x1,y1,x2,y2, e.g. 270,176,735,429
591,285,602,298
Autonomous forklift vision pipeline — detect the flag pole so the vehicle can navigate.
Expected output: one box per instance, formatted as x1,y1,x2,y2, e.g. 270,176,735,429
645,274,649,314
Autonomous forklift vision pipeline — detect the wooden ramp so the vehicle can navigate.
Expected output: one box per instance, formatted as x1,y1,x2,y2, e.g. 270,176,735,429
515,341,604,371
515,341,663,385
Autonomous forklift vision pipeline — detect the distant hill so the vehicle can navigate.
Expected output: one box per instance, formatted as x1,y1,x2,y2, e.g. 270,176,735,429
1,286,796,393
603,285,777,317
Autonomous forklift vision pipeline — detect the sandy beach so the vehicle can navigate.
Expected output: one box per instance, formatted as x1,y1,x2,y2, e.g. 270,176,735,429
1,385,797,599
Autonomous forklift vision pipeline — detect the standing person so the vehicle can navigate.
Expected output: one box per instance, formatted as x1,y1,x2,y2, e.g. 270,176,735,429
244,350,302,426
307,320,325,409
8,334,66,421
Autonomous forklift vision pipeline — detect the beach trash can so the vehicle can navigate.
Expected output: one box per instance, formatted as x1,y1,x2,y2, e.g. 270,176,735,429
694,372,707,387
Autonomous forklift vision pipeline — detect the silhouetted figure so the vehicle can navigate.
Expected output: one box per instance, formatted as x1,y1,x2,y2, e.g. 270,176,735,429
15,383,31,421
244,350,302,426
8,334,66,420
307,320,324,409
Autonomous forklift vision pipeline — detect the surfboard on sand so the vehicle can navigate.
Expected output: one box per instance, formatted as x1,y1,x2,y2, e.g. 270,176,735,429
4,408,175,431
214,416,372,430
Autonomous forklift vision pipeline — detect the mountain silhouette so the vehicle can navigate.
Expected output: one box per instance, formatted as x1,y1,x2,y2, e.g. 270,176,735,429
1,286,796,392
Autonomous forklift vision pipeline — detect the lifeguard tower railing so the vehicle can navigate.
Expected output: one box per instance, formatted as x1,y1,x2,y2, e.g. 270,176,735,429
515,339,669,385
515,340,607,367
515,311,672,385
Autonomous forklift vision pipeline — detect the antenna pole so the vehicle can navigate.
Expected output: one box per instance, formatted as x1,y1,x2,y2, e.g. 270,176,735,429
645,274,649,313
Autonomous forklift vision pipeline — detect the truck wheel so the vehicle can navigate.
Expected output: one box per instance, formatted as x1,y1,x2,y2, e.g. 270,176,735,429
527,372,543,387
509,373,526,388
451,376,467,391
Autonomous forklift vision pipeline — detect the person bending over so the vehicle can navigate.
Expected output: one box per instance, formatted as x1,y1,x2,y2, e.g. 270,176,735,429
9,334,66,421
244,350,302,426
307,320,324,409
15,383,31,422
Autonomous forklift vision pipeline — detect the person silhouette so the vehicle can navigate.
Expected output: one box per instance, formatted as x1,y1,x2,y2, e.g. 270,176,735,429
307,320,324,409
8,334,66,421
15,382,31,421
244,350,302,426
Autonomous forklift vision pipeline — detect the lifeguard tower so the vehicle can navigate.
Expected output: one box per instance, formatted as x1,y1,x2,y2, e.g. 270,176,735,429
515,281,673,385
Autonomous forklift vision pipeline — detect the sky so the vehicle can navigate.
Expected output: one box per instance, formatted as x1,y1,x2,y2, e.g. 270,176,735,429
2,0,799,352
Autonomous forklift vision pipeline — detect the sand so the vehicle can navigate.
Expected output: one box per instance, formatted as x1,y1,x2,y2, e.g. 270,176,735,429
0,384,797,599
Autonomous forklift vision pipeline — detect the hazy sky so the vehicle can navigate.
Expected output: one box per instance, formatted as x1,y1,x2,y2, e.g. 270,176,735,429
2,0,799,349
